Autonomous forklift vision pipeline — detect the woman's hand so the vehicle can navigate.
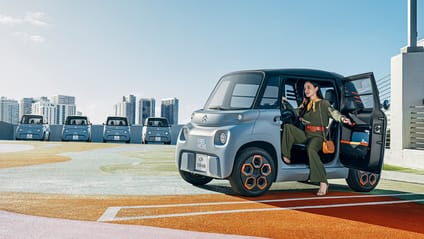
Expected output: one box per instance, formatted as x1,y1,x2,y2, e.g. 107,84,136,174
342,117,354,126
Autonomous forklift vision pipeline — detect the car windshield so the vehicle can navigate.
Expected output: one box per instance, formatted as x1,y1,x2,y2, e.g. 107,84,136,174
66,117,88,125
204,73,263,110
107,118,128,126
147,118,169,127
21,115,43,124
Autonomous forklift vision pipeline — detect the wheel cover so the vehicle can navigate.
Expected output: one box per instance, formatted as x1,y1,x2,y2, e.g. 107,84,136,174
240,154,273,192
359,171,379,186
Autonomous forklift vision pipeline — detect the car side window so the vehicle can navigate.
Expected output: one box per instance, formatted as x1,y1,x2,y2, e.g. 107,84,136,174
344,79,373,111
283,82,300,108
257,77,280,109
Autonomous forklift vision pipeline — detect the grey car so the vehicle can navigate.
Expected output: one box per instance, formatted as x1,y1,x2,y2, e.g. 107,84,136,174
142,117,171,144
176,69,387,196
103,116,130,143
62,115,91,142
15,114,50,141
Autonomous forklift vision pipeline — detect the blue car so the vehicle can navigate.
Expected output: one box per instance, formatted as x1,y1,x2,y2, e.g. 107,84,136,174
142,117,171,144
103,116,130,143
62,116,91,142
15,114,50,141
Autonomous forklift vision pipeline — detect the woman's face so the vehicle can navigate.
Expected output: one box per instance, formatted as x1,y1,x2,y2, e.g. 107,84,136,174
304,81,319,99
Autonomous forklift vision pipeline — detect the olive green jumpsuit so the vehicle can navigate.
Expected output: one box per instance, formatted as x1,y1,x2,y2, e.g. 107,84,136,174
281,100,345,184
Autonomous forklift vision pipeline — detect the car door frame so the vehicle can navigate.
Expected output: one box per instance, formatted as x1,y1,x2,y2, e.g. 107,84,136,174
339,72,387,173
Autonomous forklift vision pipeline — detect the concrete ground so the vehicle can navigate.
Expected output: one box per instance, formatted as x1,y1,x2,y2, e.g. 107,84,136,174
0,141,423,239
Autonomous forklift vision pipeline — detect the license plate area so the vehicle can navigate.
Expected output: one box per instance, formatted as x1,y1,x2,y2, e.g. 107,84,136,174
195,153,209,172
26,134,32,139
155,136,161,141
73,135,79,140
114,136,120,140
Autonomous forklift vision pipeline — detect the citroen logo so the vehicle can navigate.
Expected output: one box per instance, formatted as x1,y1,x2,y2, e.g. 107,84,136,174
202,115,208,123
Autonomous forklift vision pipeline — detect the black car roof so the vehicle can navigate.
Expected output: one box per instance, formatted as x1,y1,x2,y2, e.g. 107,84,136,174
225,68,344,80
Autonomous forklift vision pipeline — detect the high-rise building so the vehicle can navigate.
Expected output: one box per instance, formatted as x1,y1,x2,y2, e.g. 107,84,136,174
114,95,136,124
138,98,155,125
161,97,179,125
51,95,76,124
0,97,19,124
20,98,35,119
32,98,56,125
52,95,75,105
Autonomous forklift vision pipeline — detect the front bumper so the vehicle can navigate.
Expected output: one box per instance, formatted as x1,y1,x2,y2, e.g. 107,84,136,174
16,132,44,140
176,127,236,179
103,133,130,142
62,133,90,141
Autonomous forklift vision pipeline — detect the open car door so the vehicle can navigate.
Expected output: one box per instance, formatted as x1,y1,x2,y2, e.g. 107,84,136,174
340,72,387,173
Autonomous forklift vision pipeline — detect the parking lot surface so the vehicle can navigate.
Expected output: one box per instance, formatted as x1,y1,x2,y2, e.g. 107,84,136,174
1,141,423,238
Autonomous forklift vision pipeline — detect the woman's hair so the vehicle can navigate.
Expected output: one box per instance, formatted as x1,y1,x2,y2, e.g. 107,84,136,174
303,81,323,99
299,80,323,117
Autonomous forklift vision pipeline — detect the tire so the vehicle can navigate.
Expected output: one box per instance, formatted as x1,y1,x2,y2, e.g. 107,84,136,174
346,168,380,192
229,147,276,197
179,170,213,186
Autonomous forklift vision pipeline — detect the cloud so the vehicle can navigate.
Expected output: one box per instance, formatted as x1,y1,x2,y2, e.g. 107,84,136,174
24,12,49,27
0,14,23,26
1,12,50,44
0,12,50,27
13,32,46,43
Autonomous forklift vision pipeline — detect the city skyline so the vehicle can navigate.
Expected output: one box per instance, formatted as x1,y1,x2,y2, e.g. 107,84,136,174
0,94,180,125
1,1,423,124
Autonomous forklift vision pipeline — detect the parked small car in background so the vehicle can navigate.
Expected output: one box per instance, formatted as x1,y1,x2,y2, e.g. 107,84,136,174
142,117,171,144
62,116,91,142
15,114,50,141
103,116,130,143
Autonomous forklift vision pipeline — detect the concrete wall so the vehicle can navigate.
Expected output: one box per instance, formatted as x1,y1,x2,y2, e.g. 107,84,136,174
0,121,14,140
390,51,424,149
0,122,183,145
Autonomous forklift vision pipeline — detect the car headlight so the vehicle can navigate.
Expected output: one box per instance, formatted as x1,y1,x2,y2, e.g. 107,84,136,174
165,131,169,135
214,130,228,145
148,131,152,135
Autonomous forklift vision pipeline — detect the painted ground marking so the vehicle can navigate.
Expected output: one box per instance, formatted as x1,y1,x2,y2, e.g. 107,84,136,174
98,192,423,222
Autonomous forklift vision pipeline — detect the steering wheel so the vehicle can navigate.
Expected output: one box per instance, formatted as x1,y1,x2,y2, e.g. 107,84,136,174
280,101,300,126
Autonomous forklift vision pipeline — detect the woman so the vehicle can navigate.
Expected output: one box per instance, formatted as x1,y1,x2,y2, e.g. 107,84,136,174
281,81,352,196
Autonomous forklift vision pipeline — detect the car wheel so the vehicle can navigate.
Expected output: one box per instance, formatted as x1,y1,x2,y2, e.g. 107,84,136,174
179,170,213,186
346,168,380,192
229,147,276,197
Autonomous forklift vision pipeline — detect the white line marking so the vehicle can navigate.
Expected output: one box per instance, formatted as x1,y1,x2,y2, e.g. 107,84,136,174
111,199,424,221
97,207,121,222
112,193,418,209
97,193,423,222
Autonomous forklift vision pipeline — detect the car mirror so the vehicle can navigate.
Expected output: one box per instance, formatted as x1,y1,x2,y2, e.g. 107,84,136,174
382,100,390,110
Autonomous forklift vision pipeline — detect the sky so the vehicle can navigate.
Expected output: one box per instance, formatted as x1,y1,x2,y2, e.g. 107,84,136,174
1,0,423,124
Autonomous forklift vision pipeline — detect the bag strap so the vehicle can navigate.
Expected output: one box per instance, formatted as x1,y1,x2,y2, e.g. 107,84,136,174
318,101,329,140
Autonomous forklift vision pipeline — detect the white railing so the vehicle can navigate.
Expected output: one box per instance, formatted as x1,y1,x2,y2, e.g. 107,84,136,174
410,105,424,150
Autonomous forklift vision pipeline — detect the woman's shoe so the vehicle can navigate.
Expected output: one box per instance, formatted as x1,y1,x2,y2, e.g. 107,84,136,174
316,183,329,196
283,156,291,164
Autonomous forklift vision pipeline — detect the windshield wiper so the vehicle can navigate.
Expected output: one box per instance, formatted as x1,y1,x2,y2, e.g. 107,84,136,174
207,106,248,111
208,106,228,110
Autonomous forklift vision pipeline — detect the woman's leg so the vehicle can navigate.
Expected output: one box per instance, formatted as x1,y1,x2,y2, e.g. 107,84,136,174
281,124,307,163
306,137,327,184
